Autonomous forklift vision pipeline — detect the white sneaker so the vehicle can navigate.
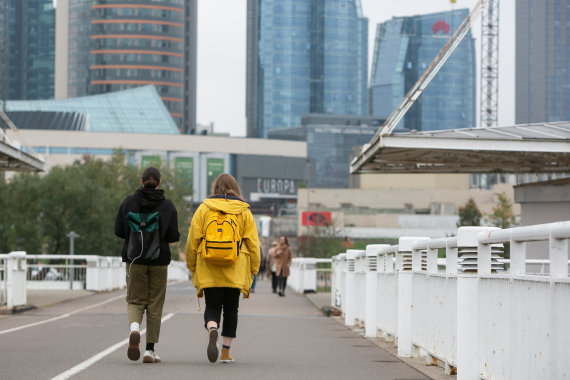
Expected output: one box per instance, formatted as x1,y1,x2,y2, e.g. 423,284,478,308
143,350,161,363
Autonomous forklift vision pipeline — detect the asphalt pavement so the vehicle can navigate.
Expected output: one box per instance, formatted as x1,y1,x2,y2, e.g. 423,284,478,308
0,279,430,380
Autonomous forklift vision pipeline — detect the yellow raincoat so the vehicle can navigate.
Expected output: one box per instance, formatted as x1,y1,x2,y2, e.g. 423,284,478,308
186,197,260,298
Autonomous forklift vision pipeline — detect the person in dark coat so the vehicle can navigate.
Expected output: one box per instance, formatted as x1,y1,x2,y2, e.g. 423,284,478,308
115,167,180,364
275,236,292,297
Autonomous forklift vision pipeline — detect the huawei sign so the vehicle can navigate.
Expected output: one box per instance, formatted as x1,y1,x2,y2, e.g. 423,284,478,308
432,20,450,34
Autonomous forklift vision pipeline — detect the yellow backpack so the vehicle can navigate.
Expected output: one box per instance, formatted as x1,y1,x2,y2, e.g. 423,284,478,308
202,210,241,266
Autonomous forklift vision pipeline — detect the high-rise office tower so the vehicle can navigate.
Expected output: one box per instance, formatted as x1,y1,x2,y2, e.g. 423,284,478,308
246,0,368,138
516,0,570,124
56,0,197,133
0,0,55,100
370,9,476,132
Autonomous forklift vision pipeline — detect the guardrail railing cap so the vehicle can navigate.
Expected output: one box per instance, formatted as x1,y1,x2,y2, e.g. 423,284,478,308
457,226,499,246
398,237,429,252
346,249,365,260
366,244,389,256
8,251,27,258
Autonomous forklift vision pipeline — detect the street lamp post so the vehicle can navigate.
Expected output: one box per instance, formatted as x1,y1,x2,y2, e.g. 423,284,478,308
67,231,80,290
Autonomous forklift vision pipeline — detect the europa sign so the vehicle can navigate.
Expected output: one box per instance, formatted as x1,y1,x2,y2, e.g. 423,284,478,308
302,211,332,227
257,178,297,194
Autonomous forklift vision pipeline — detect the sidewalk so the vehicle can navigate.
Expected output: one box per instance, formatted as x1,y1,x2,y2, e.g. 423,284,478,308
305,291,451,380
0,289,94,314
27,289,94,308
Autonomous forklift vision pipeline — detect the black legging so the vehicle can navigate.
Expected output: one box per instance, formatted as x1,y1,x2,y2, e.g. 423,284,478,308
203,287,240,338
271,271,278,292
278,274,288,293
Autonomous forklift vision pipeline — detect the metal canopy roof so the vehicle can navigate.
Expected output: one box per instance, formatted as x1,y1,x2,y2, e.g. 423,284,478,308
350,121,570,174
0,138,45,172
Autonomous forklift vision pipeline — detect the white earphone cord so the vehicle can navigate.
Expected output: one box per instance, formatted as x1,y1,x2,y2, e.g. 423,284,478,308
127,230,144,277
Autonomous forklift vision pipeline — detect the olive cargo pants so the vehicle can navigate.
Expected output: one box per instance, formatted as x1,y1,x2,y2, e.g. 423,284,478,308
126,263,168,343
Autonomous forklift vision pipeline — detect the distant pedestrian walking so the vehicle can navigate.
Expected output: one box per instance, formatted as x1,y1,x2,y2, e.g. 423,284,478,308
250,244,264,293
266,240,279,293
186,173,260,363
275,236,292,297
115,167,180,364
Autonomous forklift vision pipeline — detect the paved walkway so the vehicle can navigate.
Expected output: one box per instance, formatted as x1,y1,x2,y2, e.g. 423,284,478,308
0,279,430,380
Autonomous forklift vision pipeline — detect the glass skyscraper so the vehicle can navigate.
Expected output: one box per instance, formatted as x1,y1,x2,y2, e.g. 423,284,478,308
0,0,55,100
370,10,476,132
63,0,196,133
246,0,368,138
516,0,570,124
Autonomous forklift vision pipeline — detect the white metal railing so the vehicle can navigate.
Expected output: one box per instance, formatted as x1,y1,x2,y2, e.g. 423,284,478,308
331,222,570,380
289,257,332,294
26,255,90,290
0,254,7,306
1,252,190,310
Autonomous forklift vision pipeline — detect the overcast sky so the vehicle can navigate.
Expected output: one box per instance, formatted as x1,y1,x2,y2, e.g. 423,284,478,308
196,0,515,136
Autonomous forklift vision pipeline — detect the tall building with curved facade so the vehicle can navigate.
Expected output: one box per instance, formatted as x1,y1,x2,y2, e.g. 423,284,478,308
370,9,476,132
57,0,196,133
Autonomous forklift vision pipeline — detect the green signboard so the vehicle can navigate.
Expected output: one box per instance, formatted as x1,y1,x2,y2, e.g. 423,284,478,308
206,158,225,195
141,155,161,168
174,157,194,194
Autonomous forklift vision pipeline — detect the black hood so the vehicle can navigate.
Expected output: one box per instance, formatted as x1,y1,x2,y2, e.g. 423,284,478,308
134,187,165,209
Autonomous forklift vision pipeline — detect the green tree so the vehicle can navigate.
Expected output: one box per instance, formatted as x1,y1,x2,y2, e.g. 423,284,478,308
299,217,344,258
457,198,482,227
486,192,517,229
2,172,45,253
0,151,192,257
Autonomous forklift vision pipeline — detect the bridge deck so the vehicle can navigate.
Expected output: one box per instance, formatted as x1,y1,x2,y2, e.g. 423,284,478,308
0,279,429,380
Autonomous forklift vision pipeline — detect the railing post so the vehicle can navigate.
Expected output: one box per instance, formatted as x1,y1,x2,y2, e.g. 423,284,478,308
85,256,100,291
549,232,570,278
331,256,338,308
397,237,427,357
303,258,317,293
365,244,387,337
344,250,358,326
427,246,438,274
446,239,458,274
510,236,526,275
337,253,347,312
456,226,498,380
6,251,27,310
412,245,423,272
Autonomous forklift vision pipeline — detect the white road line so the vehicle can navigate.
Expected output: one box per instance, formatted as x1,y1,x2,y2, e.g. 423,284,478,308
0,294,125,336
51,312,176,380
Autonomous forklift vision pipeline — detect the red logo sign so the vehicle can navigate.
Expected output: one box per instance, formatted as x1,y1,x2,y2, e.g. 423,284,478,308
302,212,332,227
432,20,450,35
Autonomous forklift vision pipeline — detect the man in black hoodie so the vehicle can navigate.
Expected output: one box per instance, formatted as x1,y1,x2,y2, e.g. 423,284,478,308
115,167,180,364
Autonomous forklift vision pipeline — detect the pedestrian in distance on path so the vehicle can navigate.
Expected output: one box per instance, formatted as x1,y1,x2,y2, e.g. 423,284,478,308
115,167,180,364
250,244,263,293
275,236,292,297
186,173,260,363
266,240,279,293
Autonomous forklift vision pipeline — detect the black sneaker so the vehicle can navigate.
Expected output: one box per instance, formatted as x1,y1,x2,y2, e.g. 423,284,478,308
207,329,219,363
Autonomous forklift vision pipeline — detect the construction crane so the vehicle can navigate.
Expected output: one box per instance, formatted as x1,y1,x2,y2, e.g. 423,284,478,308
480,0,500,127
351,0,493,173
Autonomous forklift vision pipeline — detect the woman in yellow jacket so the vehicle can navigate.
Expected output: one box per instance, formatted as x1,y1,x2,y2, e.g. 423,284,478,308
186,174,260,363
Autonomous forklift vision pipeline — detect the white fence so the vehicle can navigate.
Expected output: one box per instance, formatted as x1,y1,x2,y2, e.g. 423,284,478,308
288,258,332,293
327,222,570,380
0,255,8,306
0,253,190,308
0,255,6,306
